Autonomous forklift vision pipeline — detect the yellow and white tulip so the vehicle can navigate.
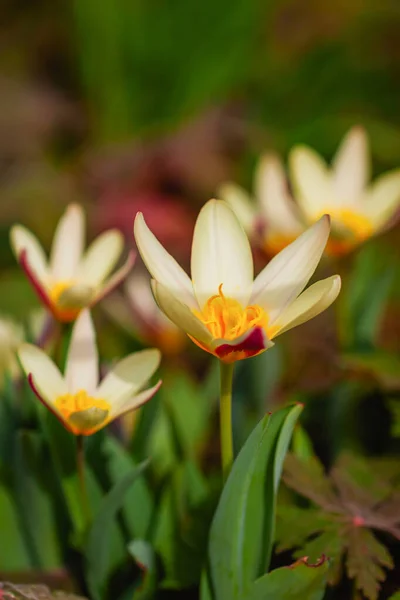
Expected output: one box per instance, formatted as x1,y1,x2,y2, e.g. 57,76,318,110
10,204,135,322
18,309,161,436
134,199,341,364
220,126,400,256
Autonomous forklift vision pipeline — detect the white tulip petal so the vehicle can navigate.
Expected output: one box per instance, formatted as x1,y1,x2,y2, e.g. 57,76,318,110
134,213,196,309
332,126,369,206
65,310,98,395
19,250,54,312
251,216,330,322
191,199,253,307
256,154,303,234
91,250,135,304
363,169,400,230
152,280,212,346
218,183,256,233
271,275,341,337
109,380,162,419
10,225,50,286
289,146,333,219
18,343,67,405
96,348,161,403
78,230,124,287
50,204,85,280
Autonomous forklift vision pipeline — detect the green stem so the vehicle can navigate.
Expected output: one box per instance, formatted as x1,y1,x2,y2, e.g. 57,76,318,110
219,361,234,482
76,435,90,525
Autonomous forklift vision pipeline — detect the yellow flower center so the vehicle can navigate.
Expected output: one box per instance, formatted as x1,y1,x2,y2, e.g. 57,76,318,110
315,208,374,256
194,284,269,340
49,281,92,322
54,389,111,435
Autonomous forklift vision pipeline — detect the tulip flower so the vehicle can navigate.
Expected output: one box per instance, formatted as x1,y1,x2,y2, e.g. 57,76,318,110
220,127,400,256
103,271,186,355
10,204,135,323
18,309,161,436
134,200,340,365
134,198,340,478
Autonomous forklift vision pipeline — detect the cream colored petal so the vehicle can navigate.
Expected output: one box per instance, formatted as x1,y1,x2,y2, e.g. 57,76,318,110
78,230,124,287
134,212,196,309
218,182,256,233
108,380,162,419
152,280,213,346
18,343,67,405
125,272,161,327
363,169,400,230
251,215,330,322
10,225,50,286
65,310,98,395
256,154,304,235
50,204,85,280
191,199,253,308
96,348,161,402
271,275,341,337
289,145,333,219
332,126,369,206
91,251,135,304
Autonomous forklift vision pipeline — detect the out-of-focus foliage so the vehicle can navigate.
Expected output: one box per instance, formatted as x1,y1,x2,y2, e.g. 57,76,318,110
276,453,400,600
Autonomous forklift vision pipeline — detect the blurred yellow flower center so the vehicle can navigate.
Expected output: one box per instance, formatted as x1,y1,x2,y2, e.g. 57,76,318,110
325,208,373,240
55,389,110,434
49,281,91,322
194,284,268,340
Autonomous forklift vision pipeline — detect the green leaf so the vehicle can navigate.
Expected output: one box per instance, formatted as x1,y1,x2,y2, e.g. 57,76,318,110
0,479,32,569
339,242,396,350
147,370,214,476
292,425,315,461
102,435,154,539
388,592,400,600
128,540,158,600
346,528,393,600
85,460,149,600
206,404,303,600
12,430,63,569
245,556,329,600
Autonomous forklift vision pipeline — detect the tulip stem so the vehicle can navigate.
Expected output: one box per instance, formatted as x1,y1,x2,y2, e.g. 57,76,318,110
219,361,234,482
76,435,90,525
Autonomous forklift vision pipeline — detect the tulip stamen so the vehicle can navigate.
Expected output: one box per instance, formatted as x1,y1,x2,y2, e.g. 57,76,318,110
55,390,110,434
194,284,268,341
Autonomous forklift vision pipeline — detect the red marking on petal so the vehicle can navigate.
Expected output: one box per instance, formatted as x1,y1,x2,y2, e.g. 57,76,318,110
27,373,74,434
19,249,54,313
215,327,270,363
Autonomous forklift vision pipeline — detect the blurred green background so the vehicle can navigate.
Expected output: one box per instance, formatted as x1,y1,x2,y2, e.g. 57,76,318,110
1,0,400,598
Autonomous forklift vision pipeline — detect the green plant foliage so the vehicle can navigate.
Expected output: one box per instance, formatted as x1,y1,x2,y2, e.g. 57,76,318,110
205,404,303,600
128,540,158,600
245,556,329,600
276,453,400,600
85,460,149,600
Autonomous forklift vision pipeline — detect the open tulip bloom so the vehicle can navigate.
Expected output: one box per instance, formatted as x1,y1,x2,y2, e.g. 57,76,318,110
134,199,341,365
220,126,400,256
10,204,135,322
18,310,161,436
